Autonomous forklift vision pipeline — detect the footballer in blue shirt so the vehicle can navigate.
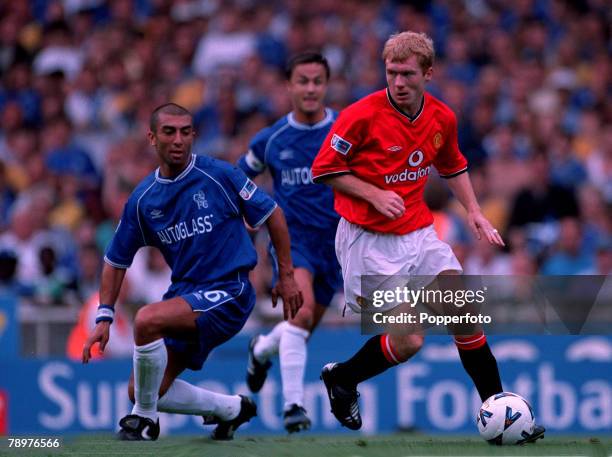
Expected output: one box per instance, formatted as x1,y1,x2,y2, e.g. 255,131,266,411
238,53,341,432
82,103,303,441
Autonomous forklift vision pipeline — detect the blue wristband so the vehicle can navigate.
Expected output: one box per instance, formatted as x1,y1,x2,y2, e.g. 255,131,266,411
95,304,115,324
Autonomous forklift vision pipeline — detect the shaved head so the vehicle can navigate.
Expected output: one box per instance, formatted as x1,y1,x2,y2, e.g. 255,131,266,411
150,103,192,131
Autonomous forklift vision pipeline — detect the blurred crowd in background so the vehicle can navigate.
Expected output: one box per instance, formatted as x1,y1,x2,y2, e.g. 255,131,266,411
0,0,610,329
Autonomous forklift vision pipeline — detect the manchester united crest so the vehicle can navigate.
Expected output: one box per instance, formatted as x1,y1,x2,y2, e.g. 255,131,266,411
433,132,443,149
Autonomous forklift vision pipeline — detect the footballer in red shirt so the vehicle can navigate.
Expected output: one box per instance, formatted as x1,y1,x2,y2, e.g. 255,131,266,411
312,89,468,235
314,31,544,443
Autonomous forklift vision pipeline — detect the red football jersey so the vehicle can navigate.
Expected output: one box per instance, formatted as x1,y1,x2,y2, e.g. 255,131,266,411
312,89,467,235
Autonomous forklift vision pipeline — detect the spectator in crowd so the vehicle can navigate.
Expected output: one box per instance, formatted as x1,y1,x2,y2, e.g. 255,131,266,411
0,161,16,229
541,217,595,275
77,243,101,301
0,249,25,295
508,150,579,229
32,245,79,307
125,248,171,305
591,238,612,276
32,20,82,81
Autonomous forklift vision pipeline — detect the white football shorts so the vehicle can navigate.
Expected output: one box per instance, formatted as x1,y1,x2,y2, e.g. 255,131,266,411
335,218,462,313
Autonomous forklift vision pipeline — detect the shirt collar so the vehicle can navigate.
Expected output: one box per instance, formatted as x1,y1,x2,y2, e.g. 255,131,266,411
155,154,196,184
386,88,425,122
287,108,334,130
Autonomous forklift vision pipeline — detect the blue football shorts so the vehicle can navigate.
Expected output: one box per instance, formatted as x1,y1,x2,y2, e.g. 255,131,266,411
269,228,342,307
164,272,255,370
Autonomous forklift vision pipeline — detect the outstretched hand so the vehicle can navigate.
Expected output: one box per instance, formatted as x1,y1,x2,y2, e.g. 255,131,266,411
82,321,111,363
467,210,505,246
271,273,303,320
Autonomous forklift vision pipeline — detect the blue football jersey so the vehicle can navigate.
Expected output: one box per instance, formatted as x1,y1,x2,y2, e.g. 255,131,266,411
105,154,276,296
238,108,339,231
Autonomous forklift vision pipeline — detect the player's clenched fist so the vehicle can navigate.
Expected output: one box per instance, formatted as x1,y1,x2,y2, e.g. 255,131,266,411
82,321,110,363
370,189,405,220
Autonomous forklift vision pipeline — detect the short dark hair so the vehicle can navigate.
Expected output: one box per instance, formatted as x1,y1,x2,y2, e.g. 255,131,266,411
150,103,192,131
285,52,330,80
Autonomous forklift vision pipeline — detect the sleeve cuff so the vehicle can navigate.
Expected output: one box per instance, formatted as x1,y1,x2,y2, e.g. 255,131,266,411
251,202,278,228
103,256,130,269
311,169,351,183
439,166,468,179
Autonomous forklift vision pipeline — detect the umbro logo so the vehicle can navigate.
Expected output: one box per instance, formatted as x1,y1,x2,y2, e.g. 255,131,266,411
387,145,403,152
150,209,164,219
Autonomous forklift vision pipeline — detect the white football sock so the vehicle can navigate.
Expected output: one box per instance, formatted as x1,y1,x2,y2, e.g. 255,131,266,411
253,321,288,361
279,323,310,411
131,339,167,421
158,378,241,420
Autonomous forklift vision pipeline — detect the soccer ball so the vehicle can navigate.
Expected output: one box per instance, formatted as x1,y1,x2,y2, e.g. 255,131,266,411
476,392,536,445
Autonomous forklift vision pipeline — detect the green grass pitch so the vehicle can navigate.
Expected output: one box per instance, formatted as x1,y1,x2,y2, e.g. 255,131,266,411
2,434,610,457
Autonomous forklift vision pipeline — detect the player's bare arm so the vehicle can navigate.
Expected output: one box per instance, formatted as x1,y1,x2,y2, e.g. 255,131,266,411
320,174,405,220
82,264,126,363
265,206,303,319
446,172,505,246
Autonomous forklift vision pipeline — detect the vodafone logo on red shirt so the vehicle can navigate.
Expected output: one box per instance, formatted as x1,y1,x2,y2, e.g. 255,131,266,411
408,150,424,167
384,149,431,184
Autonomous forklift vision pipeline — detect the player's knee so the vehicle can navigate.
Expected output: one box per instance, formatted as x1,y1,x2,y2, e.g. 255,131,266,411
290,302,315,330
392,334,424,362
134,305,163,338
133,307,149,336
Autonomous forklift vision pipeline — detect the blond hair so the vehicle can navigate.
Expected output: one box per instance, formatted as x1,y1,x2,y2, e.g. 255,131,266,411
382,31,435,71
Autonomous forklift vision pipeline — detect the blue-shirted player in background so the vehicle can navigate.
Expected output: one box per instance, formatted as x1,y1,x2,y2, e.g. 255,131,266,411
82,103,303,441
238,53,341,433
